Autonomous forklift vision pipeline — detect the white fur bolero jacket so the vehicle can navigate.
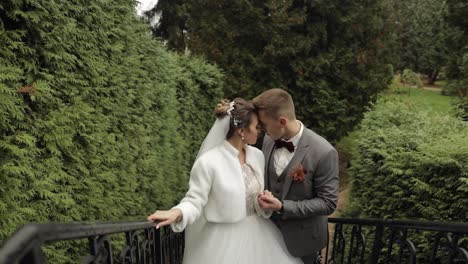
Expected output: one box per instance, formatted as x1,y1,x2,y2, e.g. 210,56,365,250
171,141,270,232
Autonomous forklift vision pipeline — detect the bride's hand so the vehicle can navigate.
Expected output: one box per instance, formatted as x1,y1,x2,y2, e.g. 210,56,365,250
147,208,182,229
258,190,273,198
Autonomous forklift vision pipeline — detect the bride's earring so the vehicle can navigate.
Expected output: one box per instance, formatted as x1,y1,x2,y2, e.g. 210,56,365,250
239,129,245,141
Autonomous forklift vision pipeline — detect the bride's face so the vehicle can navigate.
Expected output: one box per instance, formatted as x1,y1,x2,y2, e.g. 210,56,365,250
242,114,261,145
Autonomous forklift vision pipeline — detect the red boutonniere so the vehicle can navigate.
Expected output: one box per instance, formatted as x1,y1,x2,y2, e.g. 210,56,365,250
290,164,307,182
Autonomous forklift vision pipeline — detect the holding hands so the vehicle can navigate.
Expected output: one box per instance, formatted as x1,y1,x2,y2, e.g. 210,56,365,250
257,190,283,211
147,208,182,229
148,190,281,230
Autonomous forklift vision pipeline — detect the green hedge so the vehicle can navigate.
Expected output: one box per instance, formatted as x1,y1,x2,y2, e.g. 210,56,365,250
0,0,223,261
346,99,468,221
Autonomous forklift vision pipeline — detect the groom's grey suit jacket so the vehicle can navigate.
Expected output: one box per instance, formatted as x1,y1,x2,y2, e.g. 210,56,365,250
263,127,339,257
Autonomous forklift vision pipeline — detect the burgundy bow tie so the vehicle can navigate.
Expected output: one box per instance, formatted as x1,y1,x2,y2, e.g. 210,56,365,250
274,140,295,152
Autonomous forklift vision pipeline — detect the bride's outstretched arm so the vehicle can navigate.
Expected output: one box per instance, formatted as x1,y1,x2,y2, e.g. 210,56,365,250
148,158,212,232
170,158,212,232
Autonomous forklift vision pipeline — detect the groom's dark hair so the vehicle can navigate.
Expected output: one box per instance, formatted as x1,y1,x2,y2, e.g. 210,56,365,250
253,88,296,120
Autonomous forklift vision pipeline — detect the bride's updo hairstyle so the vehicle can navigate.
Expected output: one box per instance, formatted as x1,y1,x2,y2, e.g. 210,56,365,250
214,98,257,139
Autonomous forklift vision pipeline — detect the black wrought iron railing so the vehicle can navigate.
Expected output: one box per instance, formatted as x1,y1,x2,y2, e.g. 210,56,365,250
0,218,466,263
325,217,468,264
0,221,184,264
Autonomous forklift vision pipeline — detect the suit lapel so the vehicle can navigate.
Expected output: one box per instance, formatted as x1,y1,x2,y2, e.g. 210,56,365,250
281,135,310,200
263,138,275,190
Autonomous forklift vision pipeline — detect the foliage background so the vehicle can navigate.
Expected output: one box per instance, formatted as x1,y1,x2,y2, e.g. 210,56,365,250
147,0,397,142
1,0,468,262
345,98,468,221
0,0,223,261
445,0,468,120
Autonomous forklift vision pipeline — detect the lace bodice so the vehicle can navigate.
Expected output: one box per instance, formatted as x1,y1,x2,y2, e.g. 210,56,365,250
241,163,262,215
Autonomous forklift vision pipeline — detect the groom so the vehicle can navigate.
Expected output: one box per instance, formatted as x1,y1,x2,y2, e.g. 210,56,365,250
254,88,339,264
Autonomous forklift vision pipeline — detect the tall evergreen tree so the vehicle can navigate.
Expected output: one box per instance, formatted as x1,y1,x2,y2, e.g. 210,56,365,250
445,0,467,98
145,0,187,52
148,0,395,142
443,0,467,120
391,0,455,84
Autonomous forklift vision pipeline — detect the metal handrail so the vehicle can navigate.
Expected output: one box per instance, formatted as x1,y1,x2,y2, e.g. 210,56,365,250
0,218,467,263
0,220,183,264
328,217,468,233
0,221,156,262
326,217,468,264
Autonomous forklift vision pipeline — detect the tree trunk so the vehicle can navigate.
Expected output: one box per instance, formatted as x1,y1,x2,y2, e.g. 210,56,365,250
427,70,439,85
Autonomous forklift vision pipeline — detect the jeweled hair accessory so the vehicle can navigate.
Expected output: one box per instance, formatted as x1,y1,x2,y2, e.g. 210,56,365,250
226,101,242,127
227,101,235,117
232,117,241,127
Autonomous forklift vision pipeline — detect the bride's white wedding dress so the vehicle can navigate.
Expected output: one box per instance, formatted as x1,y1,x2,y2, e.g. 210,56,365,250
180,163,303,264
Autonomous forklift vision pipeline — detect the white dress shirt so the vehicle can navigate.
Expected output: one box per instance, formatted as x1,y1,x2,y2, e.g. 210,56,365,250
273,121,304,176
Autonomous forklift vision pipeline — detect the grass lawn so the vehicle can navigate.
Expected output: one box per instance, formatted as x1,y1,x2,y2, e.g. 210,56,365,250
338,86,453,153
434,79,447,87
385,87,453,115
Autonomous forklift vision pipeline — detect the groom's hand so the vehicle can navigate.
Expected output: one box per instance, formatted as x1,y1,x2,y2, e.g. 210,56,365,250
258,193,282,211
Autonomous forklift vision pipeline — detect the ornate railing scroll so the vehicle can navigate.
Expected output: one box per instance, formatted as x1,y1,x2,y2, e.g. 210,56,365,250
0,221,184,264
324,218,468,264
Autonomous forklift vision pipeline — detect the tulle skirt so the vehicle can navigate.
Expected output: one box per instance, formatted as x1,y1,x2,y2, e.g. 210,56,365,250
182,214,303,264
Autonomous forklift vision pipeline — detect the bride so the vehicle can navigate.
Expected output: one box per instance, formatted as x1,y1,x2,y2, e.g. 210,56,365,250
147,98,303,264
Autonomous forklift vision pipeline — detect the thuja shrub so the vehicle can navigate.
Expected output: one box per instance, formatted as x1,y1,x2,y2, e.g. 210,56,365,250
347,99,467,221
0,0,223,262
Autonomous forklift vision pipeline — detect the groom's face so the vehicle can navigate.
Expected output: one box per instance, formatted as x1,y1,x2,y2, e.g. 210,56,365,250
258,110,284,140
